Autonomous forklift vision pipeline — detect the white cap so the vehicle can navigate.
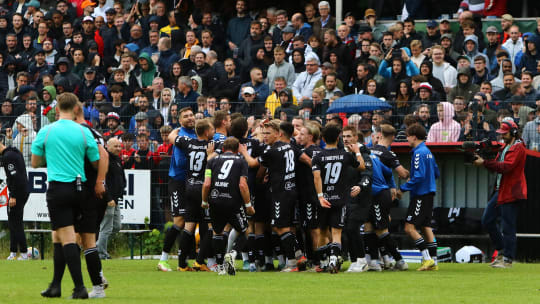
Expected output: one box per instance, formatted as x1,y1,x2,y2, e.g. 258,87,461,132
83,16,94,22
243,87,255,95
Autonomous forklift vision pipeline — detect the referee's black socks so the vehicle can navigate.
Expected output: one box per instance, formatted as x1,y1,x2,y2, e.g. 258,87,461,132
84,247,103,286
52,243,66,286
63,243,84,288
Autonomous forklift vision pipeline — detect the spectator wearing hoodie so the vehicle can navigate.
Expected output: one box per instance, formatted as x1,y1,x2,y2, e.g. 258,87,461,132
5,114,36,164
491,58,519,92
273,88,299,121
427,102,461,142
448,67,480,103
419,61,447,101
516,34,540,77
84,84,108,125
462,35,490,68
440,34,460,67
41,85,57,124
135,53,157,90
53,57,81,93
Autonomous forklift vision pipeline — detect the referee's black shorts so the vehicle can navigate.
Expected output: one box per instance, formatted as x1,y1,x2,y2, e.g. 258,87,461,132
46,181,84,230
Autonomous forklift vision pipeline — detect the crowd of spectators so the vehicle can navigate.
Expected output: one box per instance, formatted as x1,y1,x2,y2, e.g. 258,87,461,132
1,0,540,169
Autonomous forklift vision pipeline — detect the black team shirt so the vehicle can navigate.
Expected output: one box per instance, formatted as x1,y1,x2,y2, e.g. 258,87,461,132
258,141,301,195
312,148,359,206
175,136,209,197
207,152,248,207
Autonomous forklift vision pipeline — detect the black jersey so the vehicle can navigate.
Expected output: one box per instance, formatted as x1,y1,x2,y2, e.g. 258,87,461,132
81,123,104,188
258,141,301,194
297,144,322,202
174,136,209,191
312,148,360,205
370,144,401,169
1,147,29,199
207,152,248,206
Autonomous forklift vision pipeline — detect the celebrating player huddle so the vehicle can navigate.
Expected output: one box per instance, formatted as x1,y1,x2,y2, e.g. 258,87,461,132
157,108,440,274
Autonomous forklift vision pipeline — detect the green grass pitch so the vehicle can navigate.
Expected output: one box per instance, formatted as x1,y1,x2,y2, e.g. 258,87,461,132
1,260,539,303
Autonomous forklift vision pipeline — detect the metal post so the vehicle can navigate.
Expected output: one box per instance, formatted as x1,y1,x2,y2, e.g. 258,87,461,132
336,0,343,27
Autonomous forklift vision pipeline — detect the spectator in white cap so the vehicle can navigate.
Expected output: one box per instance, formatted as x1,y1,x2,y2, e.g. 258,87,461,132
237,86,265,117
292,54,322,104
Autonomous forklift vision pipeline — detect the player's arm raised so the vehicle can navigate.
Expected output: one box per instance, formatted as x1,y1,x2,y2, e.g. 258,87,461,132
346,143,366,171
238,144,259,168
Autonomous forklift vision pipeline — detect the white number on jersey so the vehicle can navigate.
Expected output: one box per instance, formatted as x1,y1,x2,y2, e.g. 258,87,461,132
284,150,295,173
323,162,342,184
189,151,206,171
217,160,234,179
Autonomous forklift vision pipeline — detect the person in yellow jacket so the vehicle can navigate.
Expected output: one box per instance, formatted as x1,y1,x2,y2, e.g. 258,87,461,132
265,76,298,117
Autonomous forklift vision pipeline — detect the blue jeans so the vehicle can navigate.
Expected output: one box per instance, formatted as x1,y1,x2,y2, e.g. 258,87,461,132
97,204,122,258
481,192,519,260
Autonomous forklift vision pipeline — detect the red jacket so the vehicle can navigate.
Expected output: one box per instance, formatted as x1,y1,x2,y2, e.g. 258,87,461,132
484,140,527,204
152,143,172,165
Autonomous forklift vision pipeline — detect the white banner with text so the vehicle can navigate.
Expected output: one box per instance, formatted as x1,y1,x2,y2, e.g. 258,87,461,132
0,169,150,224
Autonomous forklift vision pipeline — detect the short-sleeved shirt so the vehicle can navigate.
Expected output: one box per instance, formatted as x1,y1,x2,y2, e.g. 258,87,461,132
312,148,359,205
206,152,248,206
370,144,401,169
174,136,209,189
31,119,100,182
258,141,301,194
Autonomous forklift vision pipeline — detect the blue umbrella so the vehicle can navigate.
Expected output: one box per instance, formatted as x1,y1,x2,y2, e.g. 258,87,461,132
326,94,392,114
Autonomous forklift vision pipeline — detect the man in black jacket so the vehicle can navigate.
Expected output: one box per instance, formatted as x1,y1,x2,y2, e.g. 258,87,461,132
1,137,30,260
97,138,126,260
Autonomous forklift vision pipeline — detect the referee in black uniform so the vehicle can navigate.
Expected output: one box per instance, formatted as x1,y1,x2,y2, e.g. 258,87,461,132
0,137,30,260
31,93,101,299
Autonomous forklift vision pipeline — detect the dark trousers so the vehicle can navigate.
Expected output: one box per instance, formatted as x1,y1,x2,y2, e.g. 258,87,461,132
8,195,29,253
481,191,520,260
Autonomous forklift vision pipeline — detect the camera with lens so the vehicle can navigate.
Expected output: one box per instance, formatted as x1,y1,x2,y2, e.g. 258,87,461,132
462,138,502,164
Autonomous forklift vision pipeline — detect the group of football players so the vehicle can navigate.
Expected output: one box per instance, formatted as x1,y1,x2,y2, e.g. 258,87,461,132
156,107,440,275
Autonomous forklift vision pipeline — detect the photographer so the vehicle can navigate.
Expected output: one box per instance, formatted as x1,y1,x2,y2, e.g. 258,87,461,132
473,120,527,268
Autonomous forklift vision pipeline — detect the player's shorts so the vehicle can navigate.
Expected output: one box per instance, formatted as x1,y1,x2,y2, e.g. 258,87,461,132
369,189,392,230
184,183,204,222
319,201,347,229
406,193,435,227
270,190,297,228
252,185,271,223
346,203,369,224
298,199,320,229
77,193,107,234
46,181,84,231
168,179,186,217
209,202,248,234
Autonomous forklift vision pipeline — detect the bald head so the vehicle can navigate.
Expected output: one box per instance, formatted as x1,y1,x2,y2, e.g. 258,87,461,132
107,137,122,155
